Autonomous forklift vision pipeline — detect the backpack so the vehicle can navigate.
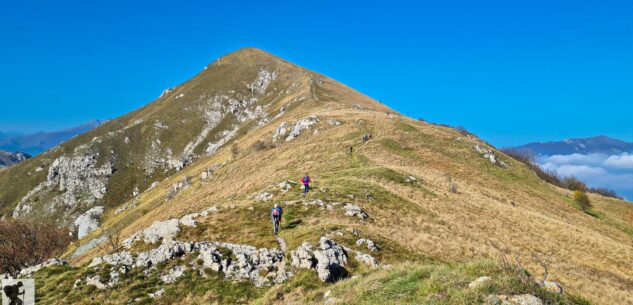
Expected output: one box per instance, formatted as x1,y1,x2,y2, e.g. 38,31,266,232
272,208,280,216
303,176,310,184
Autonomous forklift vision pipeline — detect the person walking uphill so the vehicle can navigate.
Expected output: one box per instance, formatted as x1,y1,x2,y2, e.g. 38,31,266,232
271,204,283,235
301,174,312,194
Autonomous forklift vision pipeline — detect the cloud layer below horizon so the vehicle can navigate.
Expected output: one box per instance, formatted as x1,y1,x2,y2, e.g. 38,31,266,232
538,153,633,200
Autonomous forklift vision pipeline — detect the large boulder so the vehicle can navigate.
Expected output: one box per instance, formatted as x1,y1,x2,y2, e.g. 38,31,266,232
74,206,105,239
313,237,349,282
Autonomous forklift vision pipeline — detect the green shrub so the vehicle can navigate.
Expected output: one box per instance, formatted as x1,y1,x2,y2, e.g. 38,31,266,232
573,191,592,211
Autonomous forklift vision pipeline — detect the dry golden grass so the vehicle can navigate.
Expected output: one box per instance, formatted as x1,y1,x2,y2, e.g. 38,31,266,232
62,49,633,304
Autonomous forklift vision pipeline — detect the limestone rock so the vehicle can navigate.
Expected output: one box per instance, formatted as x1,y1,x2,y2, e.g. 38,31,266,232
161,265,186,283
285,116,320,142
474,144,508,168
313,237,348,282
74,206,105,239
535,280,564,294
468,276,492,289
19,258,68,278
291,242,316,269
356,238,379,252
343,203,368,219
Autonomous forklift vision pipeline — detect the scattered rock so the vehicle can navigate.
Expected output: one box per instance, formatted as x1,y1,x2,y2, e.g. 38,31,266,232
474,144,508,168
166,176,192,201
468,276,492,289
405,176,417,183
328,119,342,126
343,203,368,219
148,288,165,299
179,213,200,227
486,294,543,305
356,239,379,252
255,192,273,202
19,258,68,278
200,206,219,217
535,280,564,294
278,181,292,192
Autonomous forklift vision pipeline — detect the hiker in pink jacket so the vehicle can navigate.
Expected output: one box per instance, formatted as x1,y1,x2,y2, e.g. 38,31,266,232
301,174,311,194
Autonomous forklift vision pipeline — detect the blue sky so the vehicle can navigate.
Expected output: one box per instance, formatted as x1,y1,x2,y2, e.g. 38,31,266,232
0,0,631,147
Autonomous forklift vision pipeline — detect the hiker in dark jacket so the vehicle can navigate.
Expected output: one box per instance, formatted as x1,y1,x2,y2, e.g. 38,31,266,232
271,204,283,234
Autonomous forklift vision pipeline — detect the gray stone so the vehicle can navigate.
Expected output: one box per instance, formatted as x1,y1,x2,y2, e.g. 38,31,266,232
356,239,379,252
19,258,68,278
343,203,368,219
161,265,186,283
468,276,492,289
74,206,105,239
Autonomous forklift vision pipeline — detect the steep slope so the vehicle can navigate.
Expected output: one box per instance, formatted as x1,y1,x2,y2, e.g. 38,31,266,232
0,120,104,155
2,48,632,305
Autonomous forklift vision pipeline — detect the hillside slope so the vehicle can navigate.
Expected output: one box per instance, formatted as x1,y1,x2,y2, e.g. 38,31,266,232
2,48,632,305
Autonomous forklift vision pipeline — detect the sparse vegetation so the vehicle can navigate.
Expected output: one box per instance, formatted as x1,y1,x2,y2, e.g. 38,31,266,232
562,177,588,192
573,191,592,211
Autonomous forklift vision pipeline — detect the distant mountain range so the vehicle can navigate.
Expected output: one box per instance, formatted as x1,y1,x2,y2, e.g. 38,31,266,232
0,150,31,168
513,135,633,156
0,120,104,156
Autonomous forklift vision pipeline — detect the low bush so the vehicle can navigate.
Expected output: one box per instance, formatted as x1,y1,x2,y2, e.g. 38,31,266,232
573,191,592,211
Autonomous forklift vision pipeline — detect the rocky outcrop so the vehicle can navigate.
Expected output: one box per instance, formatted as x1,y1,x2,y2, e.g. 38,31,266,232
286,116,320,142
291,237,349,282
122,219,181,248
19,258,68,278
88,239,287,288
248,69,277,94
74,206,105,239
474,144,508,168
13,149,115,224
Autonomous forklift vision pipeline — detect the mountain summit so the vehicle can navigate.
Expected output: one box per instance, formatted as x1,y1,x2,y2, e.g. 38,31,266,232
1,48,631,305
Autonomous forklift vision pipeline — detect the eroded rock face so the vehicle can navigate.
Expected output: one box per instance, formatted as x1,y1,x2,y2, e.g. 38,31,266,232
13,150,115,223
74,206,105,239
248,69,277,94
161,265,186,283
291,242,316,269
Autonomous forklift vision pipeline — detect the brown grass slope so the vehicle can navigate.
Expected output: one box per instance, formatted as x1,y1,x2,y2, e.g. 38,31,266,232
3,48,633,304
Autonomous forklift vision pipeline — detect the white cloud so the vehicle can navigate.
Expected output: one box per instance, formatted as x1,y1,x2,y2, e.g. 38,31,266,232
604,154,633,170
537,153,633,200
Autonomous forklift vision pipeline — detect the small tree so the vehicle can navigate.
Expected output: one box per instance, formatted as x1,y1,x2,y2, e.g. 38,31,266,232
573,191,592,211
231,143,239,159
562,177,587,192
0,220,72,277
105,226,122,253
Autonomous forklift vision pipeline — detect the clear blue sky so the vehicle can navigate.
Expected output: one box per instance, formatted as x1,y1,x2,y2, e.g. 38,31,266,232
1,0,631,147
